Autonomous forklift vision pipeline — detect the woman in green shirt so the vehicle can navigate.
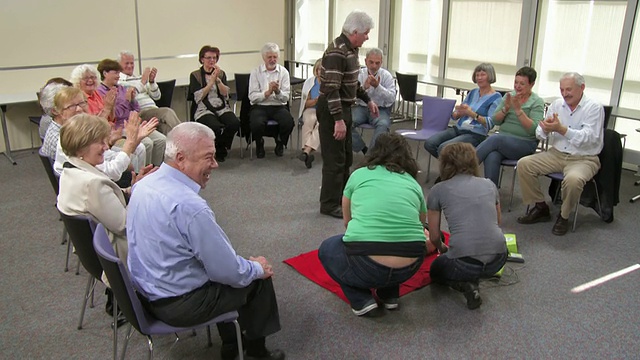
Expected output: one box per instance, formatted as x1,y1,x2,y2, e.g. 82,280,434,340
475,66,545,186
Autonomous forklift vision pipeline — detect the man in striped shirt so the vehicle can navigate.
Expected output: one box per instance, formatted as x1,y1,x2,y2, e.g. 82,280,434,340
318,10,379,218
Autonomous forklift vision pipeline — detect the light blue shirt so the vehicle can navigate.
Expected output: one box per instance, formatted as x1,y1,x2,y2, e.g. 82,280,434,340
127,164,264,301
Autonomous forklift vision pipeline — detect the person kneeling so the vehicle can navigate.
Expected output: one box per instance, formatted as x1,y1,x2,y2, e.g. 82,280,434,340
427,142,508,310
319,133,429,316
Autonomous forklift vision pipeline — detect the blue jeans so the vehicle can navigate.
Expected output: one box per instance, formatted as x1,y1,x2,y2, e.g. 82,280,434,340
318,234,424,309
424,127,486,158
351,106,392,153
430,252,507,284
475,134,538,186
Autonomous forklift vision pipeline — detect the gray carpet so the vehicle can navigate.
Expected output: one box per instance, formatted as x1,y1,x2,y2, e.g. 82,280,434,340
1,123,640,359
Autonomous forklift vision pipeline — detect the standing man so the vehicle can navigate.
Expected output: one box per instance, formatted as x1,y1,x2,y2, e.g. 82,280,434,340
127,122,284,360
351,47,396,154
318,10,379,218
248,43,295,158
118,51,182,135
516,72,604,235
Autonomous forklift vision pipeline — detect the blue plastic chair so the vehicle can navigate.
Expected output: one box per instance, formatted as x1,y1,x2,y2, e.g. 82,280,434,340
395,96,456,182
93,224,243,360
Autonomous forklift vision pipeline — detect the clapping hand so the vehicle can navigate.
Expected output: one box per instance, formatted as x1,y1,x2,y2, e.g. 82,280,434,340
149,67,158,83
368,74,380,88
131,164,157,186
125,87,137,102
142,67,151,85
124,111,142,141
540,113,562,133
138,117,159,141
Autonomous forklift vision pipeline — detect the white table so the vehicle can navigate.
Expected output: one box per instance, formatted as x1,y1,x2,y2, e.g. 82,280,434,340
0,92,38,164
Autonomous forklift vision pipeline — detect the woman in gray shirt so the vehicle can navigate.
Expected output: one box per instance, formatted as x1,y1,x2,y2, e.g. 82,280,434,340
427,142,508,310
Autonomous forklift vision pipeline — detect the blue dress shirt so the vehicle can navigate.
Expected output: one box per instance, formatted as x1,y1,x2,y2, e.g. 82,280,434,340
127,164,264,301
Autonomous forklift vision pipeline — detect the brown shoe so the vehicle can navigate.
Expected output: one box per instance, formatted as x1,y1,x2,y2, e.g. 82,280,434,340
552,215,569,236
517,204,551,224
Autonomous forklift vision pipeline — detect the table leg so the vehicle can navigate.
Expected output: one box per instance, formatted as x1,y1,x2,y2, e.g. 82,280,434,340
0,105,17,165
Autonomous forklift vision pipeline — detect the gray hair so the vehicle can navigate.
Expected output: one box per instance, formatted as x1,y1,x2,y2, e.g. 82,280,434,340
117,50,134,63
561,72,585,87
40,83,68,116
165,122,216,161
472,63,497,84
366,47,383,58
342,10,374,36
70,64,100,87
261,43,280,57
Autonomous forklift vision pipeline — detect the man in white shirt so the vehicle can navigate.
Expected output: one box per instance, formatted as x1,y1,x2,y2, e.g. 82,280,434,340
516,72,604,235
351,48,396,154
248,43,295,158
117,51,182,135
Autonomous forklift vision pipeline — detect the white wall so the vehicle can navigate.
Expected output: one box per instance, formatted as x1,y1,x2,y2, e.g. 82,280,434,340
0,0,286,153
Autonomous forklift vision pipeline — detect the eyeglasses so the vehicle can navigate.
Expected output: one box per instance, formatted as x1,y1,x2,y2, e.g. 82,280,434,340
81,76,97,82
62,101,88,111
203,56,218,61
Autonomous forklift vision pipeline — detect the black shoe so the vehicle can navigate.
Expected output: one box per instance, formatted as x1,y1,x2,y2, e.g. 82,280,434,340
362,146,368,155
305,154,314,169
517,204,551,224
552,214,569,236
216,153,227,163
274,142,284,157
459,282,482,310
320,207,343,219
105,288,114,316
245,349,286,360
256,139,265,159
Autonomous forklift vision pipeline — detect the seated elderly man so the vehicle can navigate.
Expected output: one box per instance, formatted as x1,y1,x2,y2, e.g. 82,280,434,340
127,122,284,360
351,47,396,154
516,72,604,236
97,58,166,166
117,51,182,134
248,43,295,158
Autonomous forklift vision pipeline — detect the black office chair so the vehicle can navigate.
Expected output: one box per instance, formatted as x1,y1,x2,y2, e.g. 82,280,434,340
59,213,102,330
284,60,306,102
38,153,74,271
29,116,42,151
235,73,289,159
154,79,176,108
396,72,426,129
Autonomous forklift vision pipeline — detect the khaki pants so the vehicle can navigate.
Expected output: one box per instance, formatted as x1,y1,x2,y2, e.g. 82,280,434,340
301,108,320,151
517,147,600,219
140,107,182,135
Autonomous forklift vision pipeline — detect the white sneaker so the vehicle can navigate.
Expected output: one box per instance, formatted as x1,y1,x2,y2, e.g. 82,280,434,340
351,301,378,316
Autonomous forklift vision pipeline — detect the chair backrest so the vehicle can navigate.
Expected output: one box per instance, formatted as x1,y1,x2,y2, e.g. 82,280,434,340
603,105,613,129
38,154,59,196
395,72,418,102
59,212,102,281
234,73,251,102
421,96,457,131
154,79,176,108
93,224,148,334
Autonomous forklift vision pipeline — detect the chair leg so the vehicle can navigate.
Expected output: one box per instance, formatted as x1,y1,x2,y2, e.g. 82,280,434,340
413,102,418,129
119,324,134,360
572,199,579,232
78,276,96,330
234,320,244,360
64,235,72,272
207,325,213,347
113,298,118,360
426,154,431,183
508,167,517,212
61,226,68,245
147,335,154,360
75,256,81,275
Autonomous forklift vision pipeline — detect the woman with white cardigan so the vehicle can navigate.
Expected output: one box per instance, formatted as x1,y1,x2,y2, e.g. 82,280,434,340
297,59,322,168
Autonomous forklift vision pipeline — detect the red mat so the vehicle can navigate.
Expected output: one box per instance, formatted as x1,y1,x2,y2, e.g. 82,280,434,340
283,233,449,303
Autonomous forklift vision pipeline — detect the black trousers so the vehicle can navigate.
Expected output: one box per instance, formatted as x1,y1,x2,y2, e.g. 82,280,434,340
197,112,240,157
249,105,294,145
317,96,353,212
143,278,281,342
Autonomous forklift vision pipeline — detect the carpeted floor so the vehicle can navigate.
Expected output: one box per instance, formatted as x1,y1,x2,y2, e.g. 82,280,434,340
1,120,640,359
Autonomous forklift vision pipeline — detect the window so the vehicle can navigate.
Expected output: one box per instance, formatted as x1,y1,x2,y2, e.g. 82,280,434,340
446,0,523,89
295,0,329,63
533,0,628,103
333,0,381,61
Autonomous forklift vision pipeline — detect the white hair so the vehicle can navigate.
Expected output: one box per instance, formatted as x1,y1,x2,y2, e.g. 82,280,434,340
117,50,134,63
261,42,280,57
69,64,100,87
39,83,68,116
561,72,585,87
165,122,216,161
342,10,374,36
366,47,383,58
